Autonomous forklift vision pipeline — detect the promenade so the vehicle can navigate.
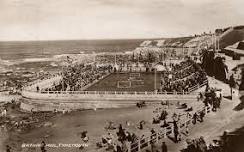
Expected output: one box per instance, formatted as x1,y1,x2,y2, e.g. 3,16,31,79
140,77,243,152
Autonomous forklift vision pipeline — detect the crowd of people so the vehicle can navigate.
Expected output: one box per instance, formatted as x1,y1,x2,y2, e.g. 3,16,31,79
96,121,169,152
180,87,223,152
18,68,227,152
182,137,208,152
42,63,113,92
93,86,222,152
158,60,207,93
203,87,222,112
41,59,207,93
96,123,140,152
182,131,229,152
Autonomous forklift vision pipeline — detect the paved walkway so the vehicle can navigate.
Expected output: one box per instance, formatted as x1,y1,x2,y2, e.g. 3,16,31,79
142,77,244,152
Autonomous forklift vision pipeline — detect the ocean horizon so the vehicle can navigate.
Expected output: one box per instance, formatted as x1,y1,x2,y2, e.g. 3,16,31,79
0,39,145,73
0,39,146,60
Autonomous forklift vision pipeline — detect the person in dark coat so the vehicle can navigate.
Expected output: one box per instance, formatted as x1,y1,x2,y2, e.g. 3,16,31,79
161,142,167,152
192,113,198,124
6,145,11,152
40,141,46,152
199,110,205,122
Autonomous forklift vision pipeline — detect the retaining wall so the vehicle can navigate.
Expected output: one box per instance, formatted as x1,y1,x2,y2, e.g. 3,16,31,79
21,90,197,112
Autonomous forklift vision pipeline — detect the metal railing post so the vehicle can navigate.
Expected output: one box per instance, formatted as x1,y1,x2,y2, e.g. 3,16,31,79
138,139,141,151
128,142,131,152
156,132,159,143
164,128,167,138
148,137,151,147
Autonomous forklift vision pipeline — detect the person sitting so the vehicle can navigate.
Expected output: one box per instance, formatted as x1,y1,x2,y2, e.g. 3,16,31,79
185,107,193,112
161,119,169,128
105,121,116,130
106,132,114,145
199,110,205,122
152,117,160,124
138,120,145,130
160,110,168,121
6,145,11,152
176,103,187,109
40,141,46,152
81,131,89,143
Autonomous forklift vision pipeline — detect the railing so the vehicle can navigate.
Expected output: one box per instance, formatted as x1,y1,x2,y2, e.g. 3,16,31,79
176,64,193,73
23,79,209,96
22,81,208,97
171,73,195,83
128,105,212,152
34,90,195,95
188,79,208,93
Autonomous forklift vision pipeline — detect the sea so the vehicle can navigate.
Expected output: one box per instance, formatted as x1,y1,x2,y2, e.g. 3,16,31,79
0,39,144,73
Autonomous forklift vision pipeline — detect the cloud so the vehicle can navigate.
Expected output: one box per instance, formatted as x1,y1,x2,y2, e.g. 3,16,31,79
0,0,243,40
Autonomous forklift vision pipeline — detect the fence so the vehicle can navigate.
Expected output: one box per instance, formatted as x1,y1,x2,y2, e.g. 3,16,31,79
128,105,212,152
38,90,196,95
188,79,208,93
22,89,198,102
22,81,208,101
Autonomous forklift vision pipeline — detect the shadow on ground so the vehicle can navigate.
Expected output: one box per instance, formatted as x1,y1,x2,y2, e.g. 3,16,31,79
223,96,232,100
219,126,244,152
233,96,244,111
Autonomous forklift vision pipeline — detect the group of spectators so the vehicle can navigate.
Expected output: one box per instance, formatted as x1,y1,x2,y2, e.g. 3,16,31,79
158,60,207,93
182,131,229,152
181,88,223,152
96,123,140,152
83,85,223,152
40,55,208,93
182,137,208,152
43,63,113,92
97,122,168,152
203,87,222,112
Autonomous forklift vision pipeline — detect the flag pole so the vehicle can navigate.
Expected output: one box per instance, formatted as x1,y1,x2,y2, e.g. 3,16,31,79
154,68,157,92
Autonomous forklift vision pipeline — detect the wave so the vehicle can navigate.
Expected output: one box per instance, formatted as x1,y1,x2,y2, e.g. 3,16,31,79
53,52,89,59
0,58,14,66
50,62,58,67
0,66,8,73
22,57,53,63
53,54,73,59
0,52,96,68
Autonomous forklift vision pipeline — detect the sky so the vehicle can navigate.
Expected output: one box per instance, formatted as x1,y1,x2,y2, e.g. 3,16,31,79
0,0,244,41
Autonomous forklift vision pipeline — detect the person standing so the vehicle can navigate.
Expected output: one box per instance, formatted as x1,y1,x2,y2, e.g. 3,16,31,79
161,142,167,152
192,113,197,124
6,145,11,152
199,110,205,122
36,86,39,92
151,142,156,152
40,141,46,152
2,108,7,117
174,127,179,143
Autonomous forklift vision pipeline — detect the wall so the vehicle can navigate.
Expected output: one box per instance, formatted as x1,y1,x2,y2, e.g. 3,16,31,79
21,90,197,111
